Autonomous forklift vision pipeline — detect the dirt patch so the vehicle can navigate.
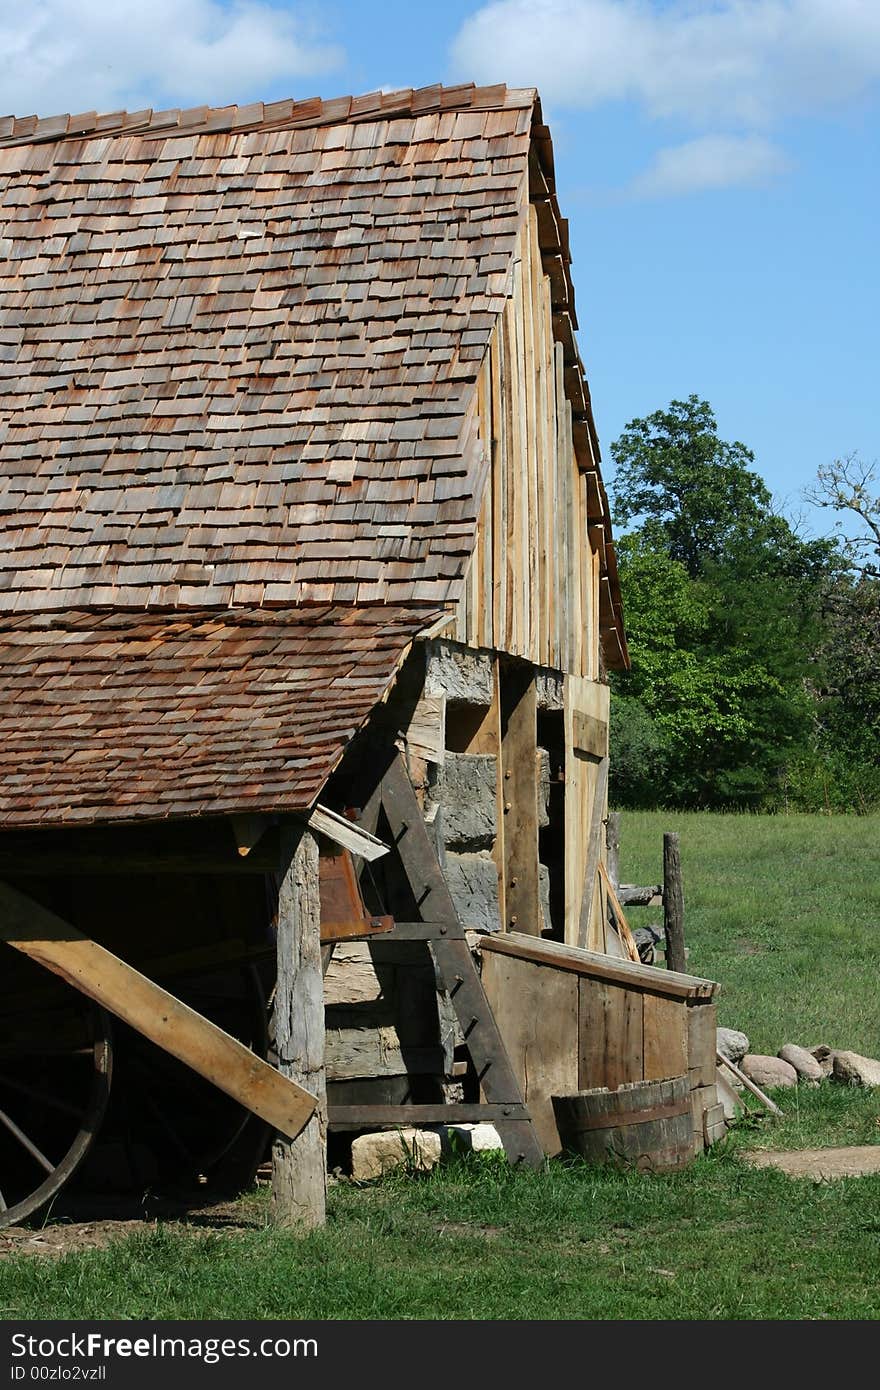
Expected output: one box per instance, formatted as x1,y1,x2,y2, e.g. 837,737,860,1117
0,1194,266,1260
742,1145,880,1180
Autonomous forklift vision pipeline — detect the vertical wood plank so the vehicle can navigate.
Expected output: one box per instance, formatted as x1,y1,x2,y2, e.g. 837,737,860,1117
687,1001,718,1088
578,978,644,1090
482,951,579,1155
501,663,539,934
643,993,688,1081
272,826,327,1229
490,331,504,649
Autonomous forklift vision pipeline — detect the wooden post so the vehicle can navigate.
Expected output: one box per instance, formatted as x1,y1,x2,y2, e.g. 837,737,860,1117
272,825,327,1229
605,811,621,890
663,832,687,974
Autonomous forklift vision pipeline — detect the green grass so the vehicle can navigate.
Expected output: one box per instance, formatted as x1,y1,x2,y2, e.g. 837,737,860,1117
2,811,878,1320
728,1081,880,1154
2,1153,880,1320
617,811,880,1056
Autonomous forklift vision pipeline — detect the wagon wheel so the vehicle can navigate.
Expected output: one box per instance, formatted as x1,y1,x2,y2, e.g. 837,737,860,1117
104,963,270,1198
0,972,112,1229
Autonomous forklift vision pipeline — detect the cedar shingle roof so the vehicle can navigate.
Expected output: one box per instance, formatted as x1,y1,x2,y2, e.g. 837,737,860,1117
0,605,437,826
0,83,622,829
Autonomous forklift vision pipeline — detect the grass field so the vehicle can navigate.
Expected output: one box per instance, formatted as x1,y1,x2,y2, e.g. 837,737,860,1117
618,811,880,1056
2,1147,880,1320
1,812,878,1320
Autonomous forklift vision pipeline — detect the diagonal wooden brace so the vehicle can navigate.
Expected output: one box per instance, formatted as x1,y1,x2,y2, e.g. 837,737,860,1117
376,754,545,1168
0,880,317,1141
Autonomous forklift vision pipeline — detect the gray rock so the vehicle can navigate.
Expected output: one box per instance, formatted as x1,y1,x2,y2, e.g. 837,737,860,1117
538,862,552,935
778,1044,823,1083
432,753,497,850
741,1054,798,1089
535,669,564,710
716,1028,750,1065
424,640,494,704
351,1128,441,1181
809,1045,836,1077
537,747,550,829
832,1051,880,1087
443,851,501,933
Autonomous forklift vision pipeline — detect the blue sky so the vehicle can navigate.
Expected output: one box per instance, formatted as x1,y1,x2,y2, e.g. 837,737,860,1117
3,0,878,536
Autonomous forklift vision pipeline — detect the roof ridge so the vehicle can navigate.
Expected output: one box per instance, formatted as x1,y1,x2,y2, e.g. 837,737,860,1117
0,82,538,149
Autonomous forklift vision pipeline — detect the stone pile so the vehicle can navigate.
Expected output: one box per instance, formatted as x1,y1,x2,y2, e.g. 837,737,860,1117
717,1027,880,1091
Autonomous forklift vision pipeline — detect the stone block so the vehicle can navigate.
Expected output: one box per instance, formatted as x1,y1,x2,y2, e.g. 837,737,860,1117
438,1123,504,1155
537,747,550,829
350,1128,441,1181
536,669,564,710
424,640,494,705
431,753,497,850
539,861,552,935
443,851,501,933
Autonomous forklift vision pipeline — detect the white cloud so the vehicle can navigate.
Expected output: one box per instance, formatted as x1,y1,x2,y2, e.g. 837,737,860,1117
450,0,880,126
0,0,344,118
628,134,791,197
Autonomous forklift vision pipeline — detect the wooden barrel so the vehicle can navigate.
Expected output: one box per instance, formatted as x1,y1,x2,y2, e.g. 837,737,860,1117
552,1076,693,1173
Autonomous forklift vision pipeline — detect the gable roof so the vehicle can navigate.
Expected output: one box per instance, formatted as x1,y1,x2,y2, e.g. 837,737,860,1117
0,83,624,830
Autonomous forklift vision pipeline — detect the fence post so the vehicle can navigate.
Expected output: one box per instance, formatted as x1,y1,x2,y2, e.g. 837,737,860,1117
663,832,687,973
605,811,621,890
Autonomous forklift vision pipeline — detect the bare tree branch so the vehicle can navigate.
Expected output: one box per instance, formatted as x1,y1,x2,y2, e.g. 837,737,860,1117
807,453,880,577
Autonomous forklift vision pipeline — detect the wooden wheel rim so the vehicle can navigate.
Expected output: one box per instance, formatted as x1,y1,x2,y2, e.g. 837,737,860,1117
0,1005,112,1229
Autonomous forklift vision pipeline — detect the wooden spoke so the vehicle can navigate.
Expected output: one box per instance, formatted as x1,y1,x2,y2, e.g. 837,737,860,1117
0,1105,55,1174
0,1073,82,1119
0,1003,112,1230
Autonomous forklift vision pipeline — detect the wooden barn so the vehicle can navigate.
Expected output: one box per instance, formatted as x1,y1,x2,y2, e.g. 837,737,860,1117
0,83,718,1229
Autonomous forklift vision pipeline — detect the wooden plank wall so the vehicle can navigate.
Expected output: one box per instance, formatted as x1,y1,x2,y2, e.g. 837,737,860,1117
480,937,718,1156
453,205,597,680
564,676,610,947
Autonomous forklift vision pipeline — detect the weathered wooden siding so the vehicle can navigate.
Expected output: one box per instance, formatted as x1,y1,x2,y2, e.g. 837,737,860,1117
453,205,598,681
564,675,610,948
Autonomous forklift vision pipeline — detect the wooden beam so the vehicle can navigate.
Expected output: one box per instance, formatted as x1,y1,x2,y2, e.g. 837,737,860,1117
577,755,609,950
230,814,272,857
573,709,608,759
479,930,719,1001
307,804,389,862
0,880,316,1139
329,1103,530,1129
0,844,284,876
271,826,327,1229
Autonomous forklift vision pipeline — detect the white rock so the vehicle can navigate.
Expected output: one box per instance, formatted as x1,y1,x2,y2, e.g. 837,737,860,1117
741,1054,798,1089
350,1128,441,1181
778,1044,823,1083
832,1051,880,1087
716,1028,750,1064
438,1122,503,1154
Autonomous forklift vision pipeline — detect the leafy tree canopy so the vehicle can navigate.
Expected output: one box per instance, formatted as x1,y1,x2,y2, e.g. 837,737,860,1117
608,398,841,810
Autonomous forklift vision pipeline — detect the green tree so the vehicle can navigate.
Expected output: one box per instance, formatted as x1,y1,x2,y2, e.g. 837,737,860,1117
608,399,838,809
611,396,775,576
